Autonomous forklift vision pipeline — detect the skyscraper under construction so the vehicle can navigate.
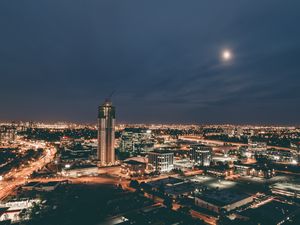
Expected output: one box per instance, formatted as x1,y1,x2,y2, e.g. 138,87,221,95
97,100,115,165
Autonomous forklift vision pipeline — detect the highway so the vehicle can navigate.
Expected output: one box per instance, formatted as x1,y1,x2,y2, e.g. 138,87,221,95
29,176,121,186
179,136,295,152
0,141,57,200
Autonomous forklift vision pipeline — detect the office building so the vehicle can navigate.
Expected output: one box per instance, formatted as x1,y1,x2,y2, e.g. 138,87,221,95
121,158,147,176
0,198,41,223
148,150,174,172
120,129,154,153
97,100,115,165
190,145,212,166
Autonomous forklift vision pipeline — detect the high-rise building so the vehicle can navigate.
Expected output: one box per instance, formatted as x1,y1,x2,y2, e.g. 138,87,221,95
97,100,115,166
190,144,212,166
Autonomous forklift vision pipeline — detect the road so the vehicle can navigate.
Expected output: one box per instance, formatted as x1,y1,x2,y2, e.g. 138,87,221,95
30,176,121,186
179,136,295,152
190,209,217,225
0,141,57,200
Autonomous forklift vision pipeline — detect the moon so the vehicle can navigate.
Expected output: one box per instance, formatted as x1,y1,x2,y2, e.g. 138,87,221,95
222,49,232,61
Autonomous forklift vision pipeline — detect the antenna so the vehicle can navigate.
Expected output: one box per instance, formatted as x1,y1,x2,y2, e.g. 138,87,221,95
105,90,115,102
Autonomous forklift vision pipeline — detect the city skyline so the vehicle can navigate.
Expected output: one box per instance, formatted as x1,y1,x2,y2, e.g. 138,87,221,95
1,1,300,225
1,1,300,124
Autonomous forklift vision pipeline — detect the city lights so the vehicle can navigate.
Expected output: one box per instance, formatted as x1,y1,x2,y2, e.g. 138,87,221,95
0,1,300,224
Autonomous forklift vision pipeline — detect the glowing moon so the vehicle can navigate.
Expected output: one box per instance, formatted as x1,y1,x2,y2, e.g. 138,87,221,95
222,49,232,61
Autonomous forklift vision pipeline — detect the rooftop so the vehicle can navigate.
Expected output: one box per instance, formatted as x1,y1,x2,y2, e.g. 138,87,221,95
149,150,174,155
23,181,40,187
65,164,98,170
196,190,251,206
123,160,146,166
147,177,184,189
164,182,195,196
240,200,298,224
35,181,61,187
189,175,237,190
271,181,300,193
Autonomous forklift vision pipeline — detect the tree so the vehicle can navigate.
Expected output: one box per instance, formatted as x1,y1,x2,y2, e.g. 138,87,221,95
163,196,173,209
158,182,165,193
19,209,29,224
140,181,148,191
178,206,190,216
129,180,139,189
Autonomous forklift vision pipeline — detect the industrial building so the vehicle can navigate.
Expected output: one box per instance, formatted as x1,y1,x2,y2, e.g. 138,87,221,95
195,190,253,213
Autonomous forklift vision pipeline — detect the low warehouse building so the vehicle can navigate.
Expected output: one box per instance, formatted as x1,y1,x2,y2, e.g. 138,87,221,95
195,190,253,213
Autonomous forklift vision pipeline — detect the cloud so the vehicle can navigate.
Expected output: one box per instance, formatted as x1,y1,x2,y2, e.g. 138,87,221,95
0,0,300,124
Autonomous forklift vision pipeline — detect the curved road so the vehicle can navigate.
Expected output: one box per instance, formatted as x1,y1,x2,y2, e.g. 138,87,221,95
0,142,57,200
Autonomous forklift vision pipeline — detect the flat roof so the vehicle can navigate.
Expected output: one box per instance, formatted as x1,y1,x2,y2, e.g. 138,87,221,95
212,156,237,162
121,205,204,225
67,164,98,170
174,159,194,167
147,177,184,188
196,190,251,206
190,144,212,148
123,160,146,165
36,181,61,187
271,181,300,193
23,181,40,187
149,150,174,155
0,207,9,214
189,175,237,190
164,182,195,196
240,200,298,224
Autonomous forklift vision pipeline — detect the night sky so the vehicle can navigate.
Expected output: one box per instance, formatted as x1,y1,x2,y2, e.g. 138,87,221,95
1,1,300,125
